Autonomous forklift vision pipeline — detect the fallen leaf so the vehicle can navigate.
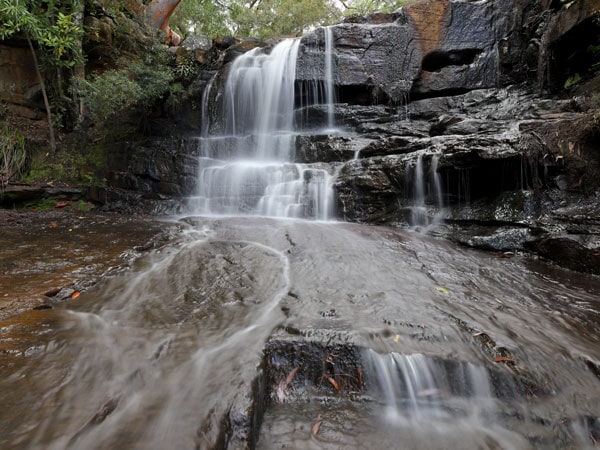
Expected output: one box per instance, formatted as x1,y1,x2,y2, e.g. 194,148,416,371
50,223,57,228
326,376,340,391
472,332,484,337
357,367,363,386
285,366,299,387
55,201,69,208
71,291,80,299
494,356,513,363
277,366,300,403
393,334,400,343
435,287,450,295
311,420,322,436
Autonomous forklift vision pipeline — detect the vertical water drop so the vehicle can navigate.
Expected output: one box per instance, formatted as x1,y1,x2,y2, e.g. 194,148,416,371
324,26,336,131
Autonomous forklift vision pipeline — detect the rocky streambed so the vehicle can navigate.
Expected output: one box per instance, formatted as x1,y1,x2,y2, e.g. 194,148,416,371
0,216,598,449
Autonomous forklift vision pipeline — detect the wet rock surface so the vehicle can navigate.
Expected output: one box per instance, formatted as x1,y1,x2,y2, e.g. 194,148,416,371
2,217,598,449
0,208,173,320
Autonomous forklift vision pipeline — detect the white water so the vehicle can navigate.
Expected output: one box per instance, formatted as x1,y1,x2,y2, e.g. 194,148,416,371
324,26,336,131
364,350,496,422
409,152,444,227
192,38,336,220
363,350,529,449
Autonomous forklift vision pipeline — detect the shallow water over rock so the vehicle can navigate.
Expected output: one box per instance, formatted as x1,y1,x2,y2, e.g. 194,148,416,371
0,216,598,449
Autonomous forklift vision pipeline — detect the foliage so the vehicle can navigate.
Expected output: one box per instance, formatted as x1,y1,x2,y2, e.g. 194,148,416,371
341,0,415,17
169,0,416,41
0,0,84,80
564,73,582,89
170,0,231,38
0,0,85,144
173,57,197,83
0,125,27,185
231,0,340,40
23,144,107,186
78,55,174,121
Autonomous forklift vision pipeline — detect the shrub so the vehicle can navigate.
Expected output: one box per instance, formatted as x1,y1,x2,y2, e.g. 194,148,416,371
0,125,27,186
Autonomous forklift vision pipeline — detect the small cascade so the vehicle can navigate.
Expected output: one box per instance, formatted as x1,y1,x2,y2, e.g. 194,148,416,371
364,351,497,422
193,39,335,219
410,153,427,226
409,152,444,228
361,350,530,448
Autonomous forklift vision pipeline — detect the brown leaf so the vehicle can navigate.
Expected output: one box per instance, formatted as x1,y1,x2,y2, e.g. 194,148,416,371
311,420,322,436
285,366,299,388
494,356,513,363
326,376,340,391
71,291,80,299
277,366,300,403
55,201,69,209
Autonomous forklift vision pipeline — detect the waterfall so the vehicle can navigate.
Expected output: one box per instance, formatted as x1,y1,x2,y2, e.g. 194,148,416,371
193,39,335,220
409,152,444,228
324,26,336,131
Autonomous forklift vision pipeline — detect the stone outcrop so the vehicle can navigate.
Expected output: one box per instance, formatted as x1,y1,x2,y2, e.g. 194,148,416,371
296,0,517,102
0,39,44,119
292,0,599,273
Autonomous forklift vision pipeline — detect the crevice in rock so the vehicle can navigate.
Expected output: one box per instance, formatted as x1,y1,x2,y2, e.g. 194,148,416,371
440,156,531,205
548,17,600,91
421,48,482,72
408,87,473,102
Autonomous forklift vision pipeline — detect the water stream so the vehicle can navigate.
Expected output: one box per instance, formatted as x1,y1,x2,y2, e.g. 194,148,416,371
1,33,599,450
409,152,444,228
1,218,599,449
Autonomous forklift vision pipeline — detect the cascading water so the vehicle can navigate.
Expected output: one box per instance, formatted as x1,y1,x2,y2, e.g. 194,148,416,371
364,351,496,421
363,350,531,448
324,26,336,131
192,38,335,220
409,152,444,228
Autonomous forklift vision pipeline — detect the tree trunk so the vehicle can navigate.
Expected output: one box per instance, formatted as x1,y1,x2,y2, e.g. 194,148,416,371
72,0,85,122
26,32,56,152
145,0,182,45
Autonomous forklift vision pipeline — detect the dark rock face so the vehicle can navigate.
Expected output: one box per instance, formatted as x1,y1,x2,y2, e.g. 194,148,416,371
107,138,200,197
297,21,419,102
296,0,518,102
292,0,600,272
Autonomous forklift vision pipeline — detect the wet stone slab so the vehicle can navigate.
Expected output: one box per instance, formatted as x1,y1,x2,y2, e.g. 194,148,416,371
0,209,170,321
